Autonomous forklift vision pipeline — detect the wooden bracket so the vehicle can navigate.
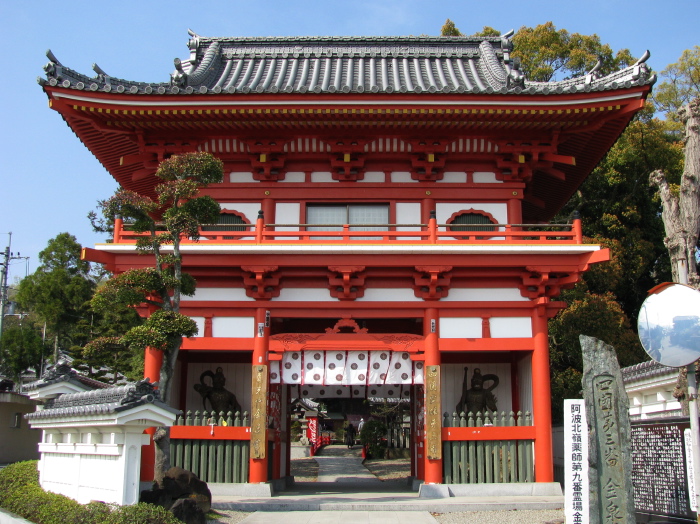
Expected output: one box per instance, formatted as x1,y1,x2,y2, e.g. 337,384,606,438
328,266,366,300
413,266,452,299
242,265,280,300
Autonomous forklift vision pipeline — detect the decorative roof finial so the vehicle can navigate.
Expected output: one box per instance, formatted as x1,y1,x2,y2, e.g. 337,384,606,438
634,50,651,66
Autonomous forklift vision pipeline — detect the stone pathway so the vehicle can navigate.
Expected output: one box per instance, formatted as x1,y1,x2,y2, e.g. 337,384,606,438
313,445,381,484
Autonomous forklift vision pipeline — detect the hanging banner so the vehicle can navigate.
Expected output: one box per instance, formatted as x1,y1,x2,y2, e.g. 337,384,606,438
425,365,441,460
250,364,268,459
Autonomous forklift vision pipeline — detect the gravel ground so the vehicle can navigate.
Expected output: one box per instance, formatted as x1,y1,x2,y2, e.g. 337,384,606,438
290,457,319,482
363,458,411,481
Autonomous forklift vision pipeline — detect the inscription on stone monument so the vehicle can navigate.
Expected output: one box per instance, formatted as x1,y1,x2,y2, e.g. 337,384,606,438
580,335,635,524
630,420,694,521
592,374,628,522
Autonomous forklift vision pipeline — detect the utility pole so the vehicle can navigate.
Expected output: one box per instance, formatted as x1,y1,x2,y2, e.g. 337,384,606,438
0,233,29,345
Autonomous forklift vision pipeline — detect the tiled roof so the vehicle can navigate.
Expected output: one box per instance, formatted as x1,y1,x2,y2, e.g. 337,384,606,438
23,359,110,392
39,32,654,96
25,379,174,420
621,360,678,383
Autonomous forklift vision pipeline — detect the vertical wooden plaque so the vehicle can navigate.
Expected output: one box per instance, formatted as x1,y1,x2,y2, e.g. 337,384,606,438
250,364,268,459
425,365,442,460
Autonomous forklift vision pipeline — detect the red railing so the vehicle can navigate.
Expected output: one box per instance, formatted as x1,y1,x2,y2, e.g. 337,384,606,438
112,216,583,245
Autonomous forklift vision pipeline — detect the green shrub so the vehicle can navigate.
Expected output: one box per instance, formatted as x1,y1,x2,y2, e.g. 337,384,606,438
359,419,387,459
0,461,180,524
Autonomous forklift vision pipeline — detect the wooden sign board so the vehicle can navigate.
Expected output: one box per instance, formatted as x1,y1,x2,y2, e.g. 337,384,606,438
250,364,268,459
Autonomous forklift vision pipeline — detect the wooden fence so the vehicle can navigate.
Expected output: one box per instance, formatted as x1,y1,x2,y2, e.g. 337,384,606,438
442,411,534,484
170,410,250,483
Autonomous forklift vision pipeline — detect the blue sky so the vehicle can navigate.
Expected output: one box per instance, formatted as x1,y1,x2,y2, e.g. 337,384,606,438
0,0,697,283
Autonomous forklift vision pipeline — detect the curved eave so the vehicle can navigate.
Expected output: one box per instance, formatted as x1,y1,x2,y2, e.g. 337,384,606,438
44,84,650,220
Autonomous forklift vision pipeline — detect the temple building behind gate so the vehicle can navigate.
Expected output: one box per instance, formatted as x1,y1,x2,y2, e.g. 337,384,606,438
40,31,654,488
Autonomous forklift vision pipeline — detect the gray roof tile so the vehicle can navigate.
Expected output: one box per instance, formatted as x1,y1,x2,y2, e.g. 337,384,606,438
40,34,654,96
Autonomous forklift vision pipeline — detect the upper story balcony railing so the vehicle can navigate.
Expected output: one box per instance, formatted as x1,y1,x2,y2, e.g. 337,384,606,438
112,214,583,246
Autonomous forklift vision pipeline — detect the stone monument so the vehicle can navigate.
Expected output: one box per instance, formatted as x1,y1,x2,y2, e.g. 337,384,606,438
580,335,635,524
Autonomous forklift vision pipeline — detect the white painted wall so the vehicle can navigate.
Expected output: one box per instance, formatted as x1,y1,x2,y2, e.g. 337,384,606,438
473,172,501,183
212,317,255,338
278,171,306,183
490,317,533,338
439,172,467,183
190,317,205,337
390,172,418,183
436,203,508,225
442,288,529,302
229,172,257,183
219,203,262,223
185,287,254,301
359,171,386,183
311,172,335,182
440,317,483,338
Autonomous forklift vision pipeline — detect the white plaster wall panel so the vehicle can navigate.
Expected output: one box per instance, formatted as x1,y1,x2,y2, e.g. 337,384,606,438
368,350,391,383
278,171,306,183
229,172,257,183
359,171,386,183
441,363,512,415
436,203,508,225
185,363,252,414
356,288,421,302
414,361,425,384
473,172,501,183
76,454,120,502
220,203,262,224
270,361,281,384
187,287,254,302
311,171,336,182
440,317,483,339
386,352,413,384
212,317,255,338
275,202,301,228
325,350,347,385
344,351,369,385
303,350,325,385
391,171,418,183
442,288,530,302
282,352,302,384
190,317,205,337
395,202,421,239
439,172,468,183
490,317,532,338
274,202,301,240
275,288,334,301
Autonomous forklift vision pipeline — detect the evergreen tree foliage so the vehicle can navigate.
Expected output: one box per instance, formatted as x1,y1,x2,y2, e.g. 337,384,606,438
90,152,223,403
15,233,95,361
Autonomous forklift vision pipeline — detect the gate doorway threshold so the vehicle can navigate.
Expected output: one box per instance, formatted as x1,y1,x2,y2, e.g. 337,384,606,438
210,481,564,513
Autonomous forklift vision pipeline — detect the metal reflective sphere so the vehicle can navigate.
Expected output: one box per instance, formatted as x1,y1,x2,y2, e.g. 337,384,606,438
638,283,700,368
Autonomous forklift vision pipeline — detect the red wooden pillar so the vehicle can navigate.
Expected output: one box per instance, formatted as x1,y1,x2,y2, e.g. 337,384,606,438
140,346,163,481
532,298,554,482
249,308,270,483
423,308,442,484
